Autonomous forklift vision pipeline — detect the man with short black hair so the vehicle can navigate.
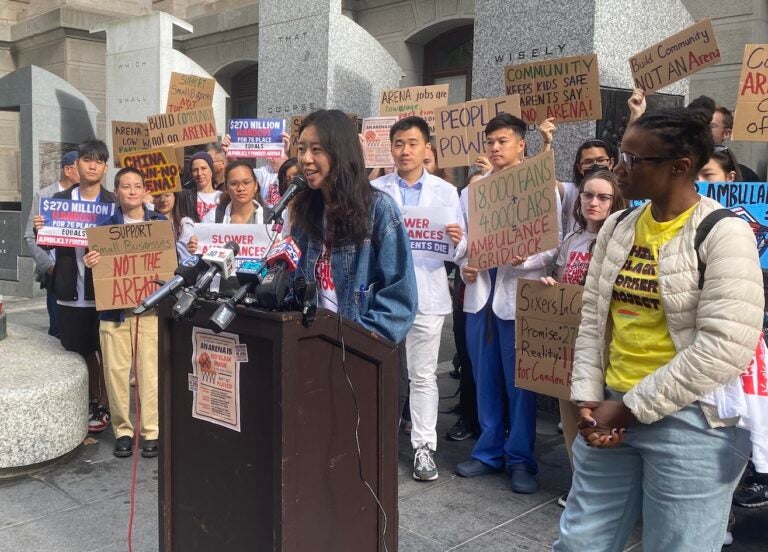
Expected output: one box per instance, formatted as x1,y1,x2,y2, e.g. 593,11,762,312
206,143,227,190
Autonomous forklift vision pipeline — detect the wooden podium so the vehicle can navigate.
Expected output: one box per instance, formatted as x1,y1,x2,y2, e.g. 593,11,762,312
157,300,399,551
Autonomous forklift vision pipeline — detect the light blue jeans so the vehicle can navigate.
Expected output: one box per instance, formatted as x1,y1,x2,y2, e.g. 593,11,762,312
554,399,750,551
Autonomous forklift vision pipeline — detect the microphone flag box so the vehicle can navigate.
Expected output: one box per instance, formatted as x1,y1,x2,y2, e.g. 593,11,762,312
194,223,273,269
86,220,177,311
202,246,237,280
227,118,286,159
265,236,302,268
37,198,116,248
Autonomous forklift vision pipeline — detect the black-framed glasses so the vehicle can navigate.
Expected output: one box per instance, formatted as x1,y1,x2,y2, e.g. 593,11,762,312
579,157,611,169
618,151,675,172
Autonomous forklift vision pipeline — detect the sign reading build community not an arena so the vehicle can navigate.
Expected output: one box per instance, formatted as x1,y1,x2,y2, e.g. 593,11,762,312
147,107,217,149
467,150,559,269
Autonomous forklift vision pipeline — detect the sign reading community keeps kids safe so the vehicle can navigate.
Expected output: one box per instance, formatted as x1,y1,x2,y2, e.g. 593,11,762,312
400,205,456,262
732,44,768,141
629,18,720,93
227,118,286,158
379,84,450,133
36,198,116,248
147,107,217,149
118,148,182,195
504,54,601,124
467,150,559,269
434,95,521,168
86,220,176,311
515,279,583,400
193,223,273,269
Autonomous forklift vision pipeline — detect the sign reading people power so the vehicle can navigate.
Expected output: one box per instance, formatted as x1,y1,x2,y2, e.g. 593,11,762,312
629,18,720,93
434,95,521,168
504,54,601,124
379,85,450,133
515,279,583,400
732,45,768,141
467,150,559,269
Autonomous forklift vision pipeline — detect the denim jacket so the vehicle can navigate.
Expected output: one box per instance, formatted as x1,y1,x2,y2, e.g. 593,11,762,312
289,190,417,344
100,206,168,323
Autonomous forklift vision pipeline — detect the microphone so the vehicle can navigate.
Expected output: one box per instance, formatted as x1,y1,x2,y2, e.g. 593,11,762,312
133,254,206,315
208,259,269,332
254,237,301,310
266,175,308,224
172,241,240,320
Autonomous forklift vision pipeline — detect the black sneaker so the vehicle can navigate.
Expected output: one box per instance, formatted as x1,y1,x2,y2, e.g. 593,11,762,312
413,444,438,481
446,417,475,441
733,481,768,508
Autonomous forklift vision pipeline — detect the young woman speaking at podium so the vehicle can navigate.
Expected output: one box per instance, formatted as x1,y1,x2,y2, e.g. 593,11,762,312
290,109,417,345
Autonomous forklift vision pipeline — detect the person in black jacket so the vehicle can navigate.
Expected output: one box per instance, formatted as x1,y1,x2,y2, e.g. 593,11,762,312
34,138,115,433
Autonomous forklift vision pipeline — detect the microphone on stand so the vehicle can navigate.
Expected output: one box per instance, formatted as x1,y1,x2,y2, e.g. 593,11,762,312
266,175,308,227
208,259,269,332
254,236,302,310
172,241,240,320
133,254,206,315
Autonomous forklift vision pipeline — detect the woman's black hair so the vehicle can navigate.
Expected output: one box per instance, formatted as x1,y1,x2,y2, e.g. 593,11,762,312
292,109,374,246
172,188,199,231
709,146,743,181
218,160,263,210
632,107,714,174
277,157,299,195
571,139,615,187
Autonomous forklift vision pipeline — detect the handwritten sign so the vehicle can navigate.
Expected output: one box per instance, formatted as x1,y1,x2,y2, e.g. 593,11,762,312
147,107,217,149
194,223,273,268
227,118,286,158
732,45,768,141
504,54,601,124
467,150,559,269
515,279,583,400
361,117,397,168
629,18,720,93
400,205,456,262
191,327,242,432
166,72,215,113
87,220,176,311
434,95,521,168
379,85,450,134
118,148,182,195
36,198,116,248
111,121,151,164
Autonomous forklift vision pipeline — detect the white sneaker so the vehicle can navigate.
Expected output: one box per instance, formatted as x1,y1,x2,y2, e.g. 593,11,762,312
413,444,438,481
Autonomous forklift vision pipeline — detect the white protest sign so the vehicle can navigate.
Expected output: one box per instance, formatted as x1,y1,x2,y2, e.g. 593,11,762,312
400,205,456,262
193,223,273,268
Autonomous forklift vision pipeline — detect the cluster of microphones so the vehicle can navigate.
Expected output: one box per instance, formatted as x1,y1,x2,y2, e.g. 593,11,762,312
133,175,315,332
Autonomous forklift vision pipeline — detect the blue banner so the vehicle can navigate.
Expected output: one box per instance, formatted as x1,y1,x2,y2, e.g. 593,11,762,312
227,118,285,159
37,197,116,248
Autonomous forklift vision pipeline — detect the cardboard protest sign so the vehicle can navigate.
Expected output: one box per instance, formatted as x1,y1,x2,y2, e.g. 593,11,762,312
515,279,583,400
190,326,242,432
166,72,215,113
400,205,456,262
147,107,217,149
361,117,397,168
226,118,286,158
434,95,521,168
379,85,450,133
86,220,176,311
467,150,559,269
629,18,720,93
504,54,601,124
732,44,768,141
111,121,151,164
193,223,273,268
118,148,182,195
36,198,116,248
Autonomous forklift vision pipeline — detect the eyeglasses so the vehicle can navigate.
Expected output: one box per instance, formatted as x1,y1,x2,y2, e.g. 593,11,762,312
710,123,727,130
227,179,255,189
580,192,614,203
618,151,675,172
580,157,611,169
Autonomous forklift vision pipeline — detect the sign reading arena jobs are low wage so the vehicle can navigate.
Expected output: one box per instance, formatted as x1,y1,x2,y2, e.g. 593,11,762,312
165,72,215,113
400,205,456,261
434,95,521,168
111,121,151,164
227,118,286,159
515,279,583,400
629,18,720,93
361,117,397,168
118,148,182,195
504,54,601,124
36,198,116,248
732,45,768,141
193,223,273,268
147,107,217,149
467,150,559,269
86,220,176,311
379,85,450,133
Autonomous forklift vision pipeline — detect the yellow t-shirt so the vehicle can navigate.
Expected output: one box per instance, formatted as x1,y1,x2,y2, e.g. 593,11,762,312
606,202,698,392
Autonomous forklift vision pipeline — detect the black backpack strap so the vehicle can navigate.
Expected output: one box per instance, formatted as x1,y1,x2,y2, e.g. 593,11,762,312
694,208,739,290
608,206,639,237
